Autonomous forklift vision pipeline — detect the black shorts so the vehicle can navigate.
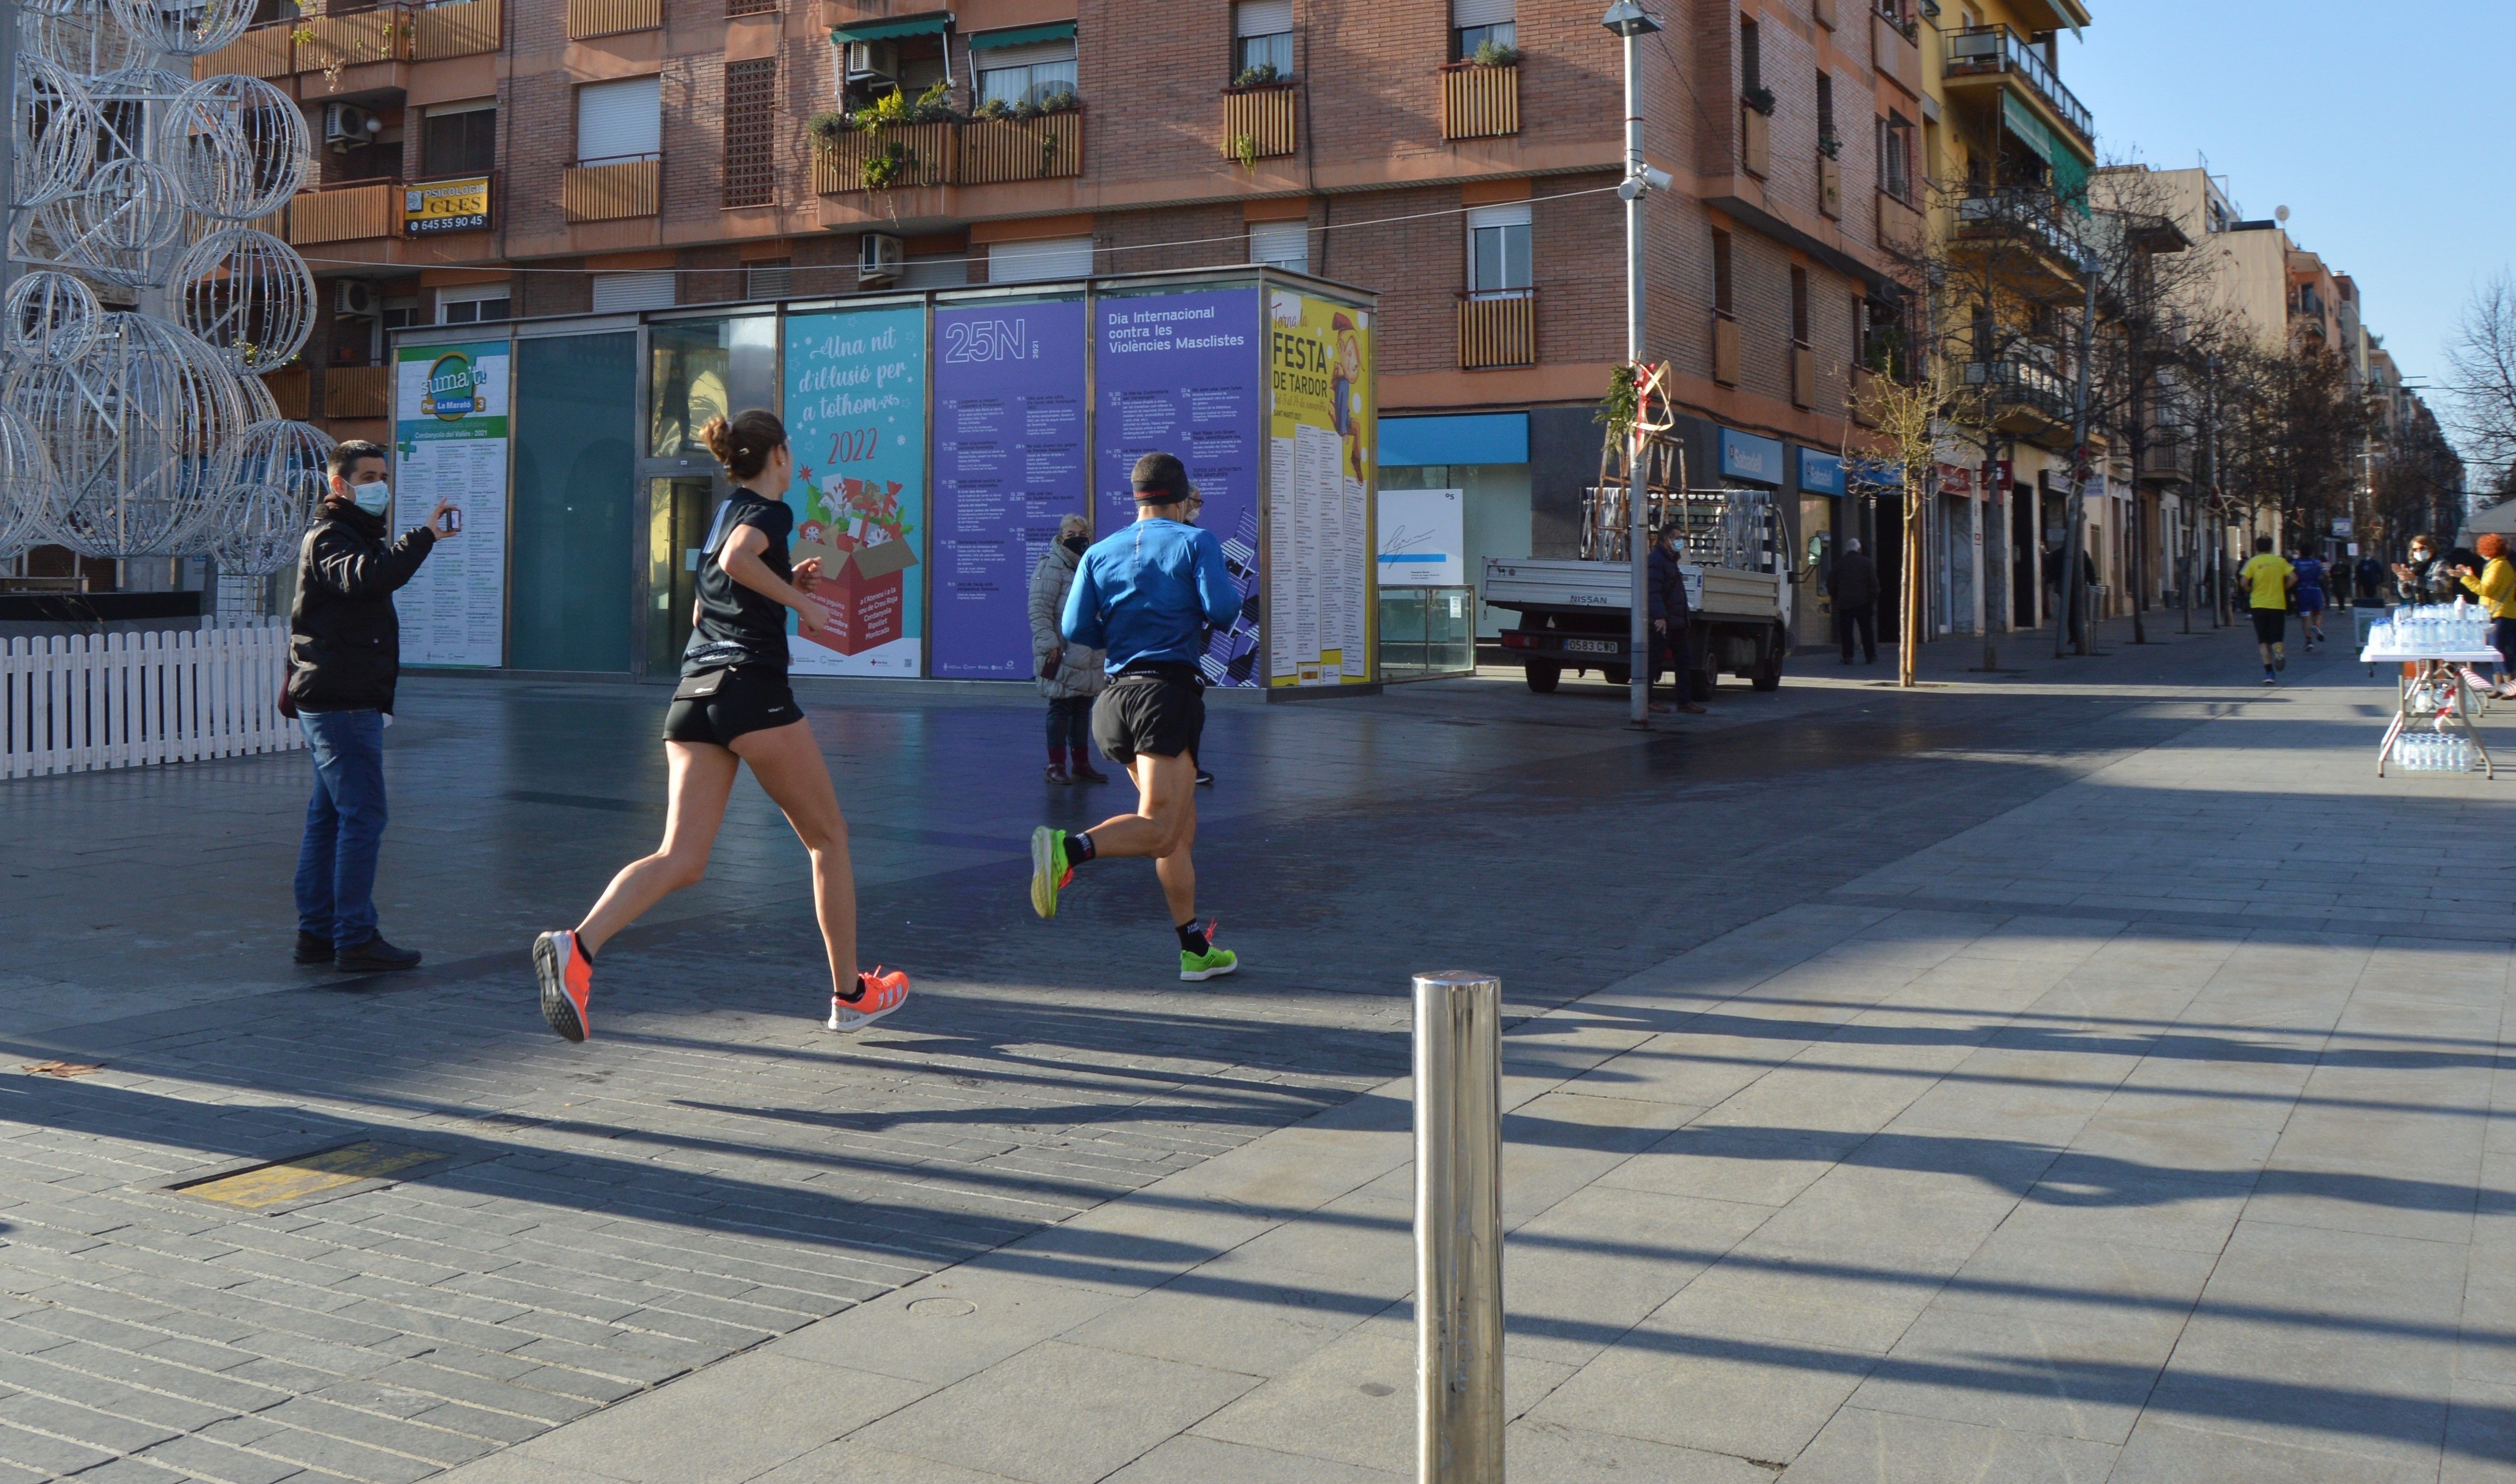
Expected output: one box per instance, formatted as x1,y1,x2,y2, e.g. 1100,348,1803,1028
662,667,801,747
1091,669,1204,766
2250,608,2287,645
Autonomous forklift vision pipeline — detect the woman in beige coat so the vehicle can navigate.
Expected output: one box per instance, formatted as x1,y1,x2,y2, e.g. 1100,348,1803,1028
1029,513,1109,783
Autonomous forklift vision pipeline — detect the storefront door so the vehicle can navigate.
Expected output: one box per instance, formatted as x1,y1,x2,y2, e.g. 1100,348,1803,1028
645,477,714,676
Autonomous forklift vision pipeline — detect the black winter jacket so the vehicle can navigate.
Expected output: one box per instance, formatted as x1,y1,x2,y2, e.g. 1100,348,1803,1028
288,502,437,714
1647,545,1692,626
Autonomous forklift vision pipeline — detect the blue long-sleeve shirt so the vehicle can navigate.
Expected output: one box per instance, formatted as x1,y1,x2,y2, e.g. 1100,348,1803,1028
1061,518,1239,674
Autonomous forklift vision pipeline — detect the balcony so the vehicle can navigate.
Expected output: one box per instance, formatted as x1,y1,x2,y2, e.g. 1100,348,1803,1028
814,113,1081,194
1964,355,2073,440
1876,190,1921,257
567,0,659,39
264,366,311,420
1791,343,1816,408
412,0,500,57
1953,191,2086,296
1944,25,2093,150
564,155,660,221
962,112,1082,185
195,0,500,78
1818,155,1841,219
1439,61,1518,141
1872,8,1919,95
1457,290,1535,370
197,23,291,78
1740,105,1769,178
278,179,400,245
1221,84,1295,162
1712,311,1740,385
323,364,392,421
2139,434,2193,482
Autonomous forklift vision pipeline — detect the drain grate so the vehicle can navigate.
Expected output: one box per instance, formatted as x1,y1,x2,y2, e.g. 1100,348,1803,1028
173,1141,449,1211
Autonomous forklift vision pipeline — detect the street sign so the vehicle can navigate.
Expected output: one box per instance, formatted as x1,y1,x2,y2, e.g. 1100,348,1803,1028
2332,516,2353,536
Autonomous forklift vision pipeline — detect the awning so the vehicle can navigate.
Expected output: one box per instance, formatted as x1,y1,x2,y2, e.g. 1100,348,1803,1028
829,12,950,43
969,21,1074,49
1380,413,1526,467
2001,92,2053,163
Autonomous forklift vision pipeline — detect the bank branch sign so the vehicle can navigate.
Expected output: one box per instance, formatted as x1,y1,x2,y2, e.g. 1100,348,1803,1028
421,353,486,420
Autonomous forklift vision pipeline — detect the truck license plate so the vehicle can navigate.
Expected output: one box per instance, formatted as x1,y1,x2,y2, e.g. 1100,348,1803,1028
1563,638,1617,655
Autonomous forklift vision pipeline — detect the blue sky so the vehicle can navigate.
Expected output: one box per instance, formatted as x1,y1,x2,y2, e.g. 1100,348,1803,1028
2060,2,2512,416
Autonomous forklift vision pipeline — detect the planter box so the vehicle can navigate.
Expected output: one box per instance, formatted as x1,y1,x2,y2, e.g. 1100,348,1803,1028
1440,62,1519,141
1221,85,1295,159
815,121,959,193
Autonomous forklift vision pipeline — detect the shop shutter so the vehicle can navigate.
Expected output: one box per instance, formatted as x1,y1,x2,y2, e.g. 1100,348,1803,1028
723,59,775,208
1451,0,1514,27
590,271,676,312
987,236,1093,284
1235,0,1292,37
576,75,660,165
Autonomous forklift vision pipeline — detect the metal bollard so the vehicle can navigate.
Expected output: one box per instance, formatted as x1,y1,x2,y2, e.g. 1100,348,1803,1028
1414,971,1503,1484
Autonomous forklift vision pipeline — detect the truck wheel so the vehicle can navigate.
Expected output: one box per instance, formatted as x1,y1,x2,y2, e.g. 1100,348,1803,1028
1524,660,1561,693
1751,631,1784,692
1603,664,1630,688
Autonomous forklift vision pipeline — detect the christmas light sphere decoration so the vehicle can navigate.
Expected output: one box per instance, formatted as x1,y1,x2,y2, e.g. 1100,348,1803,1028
166,73,310,221
34,155,188,288
25,0,145,76
0,404,63,559
109,0,257,58
25,313,250,559
5,271,103,367
206,482,300,574
174,228,315,373
229,414,334,547
12,56,99,209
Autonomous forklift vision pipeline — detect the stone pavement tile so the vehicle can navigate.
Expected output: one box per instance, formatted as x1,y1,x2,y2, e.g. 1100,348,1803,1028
2108,1415,2438,1484
771,1269,1125,1387
1193,1191,1411,1289
1566,1027,1808,1110
505,1352,931,1484
1645,1262,1922,1357
1100,1434,1402,1483
1501,1185,1772,1368
1778,1406,2117,1483
2441,1378,2516,1484
1503,1418,1776,1483
846,1339,1258,1484
1595,1125,1861,1209
2054,1114,2282,1184
1529,1321,1872,1466
424,1449,624,1484
1932,1229,2217,1328
1846,1304,2180,1444
753,1440,1035,1483
1056,1265,1387,1379
1189,1326,1574,1477
0,1418,117,1479
1491,1092,1702,1224
1993,1175,2252,1255
135,1430,320,1484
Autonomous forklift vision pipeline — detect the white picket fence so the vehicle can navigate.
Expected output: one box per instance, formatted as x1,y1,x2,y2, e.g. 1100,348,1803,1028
0,622,303,780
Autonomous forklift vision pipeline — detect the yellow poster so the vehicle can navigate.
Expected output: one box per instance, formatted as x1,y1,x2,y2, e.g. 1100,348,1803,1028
1265,289,1374,686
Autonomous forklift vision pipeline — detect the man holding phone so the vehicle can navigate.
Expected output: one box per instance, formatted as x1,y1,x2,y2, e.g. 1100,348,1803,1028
284,440,457,971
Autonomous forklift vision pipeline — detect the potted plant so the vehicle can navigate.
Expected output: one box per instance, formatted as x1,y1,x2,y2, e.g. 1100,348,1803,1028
1742,84,1776,116
1468,38,1519,66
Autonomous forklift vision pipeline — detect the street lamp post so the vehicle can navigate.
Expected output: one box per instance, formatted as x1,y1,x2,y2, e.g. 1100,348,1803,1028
1604,0,1663,729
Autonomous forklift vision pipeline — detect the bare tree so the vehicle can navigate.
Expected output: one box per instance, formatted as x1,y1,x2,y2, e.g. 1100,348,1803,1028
2446,272,2516,494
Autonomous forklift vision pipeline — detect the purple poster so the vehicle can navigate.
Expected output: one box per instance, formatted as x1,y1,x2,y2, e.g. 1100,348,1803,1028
1094,289,1265,686
930,298,1090,679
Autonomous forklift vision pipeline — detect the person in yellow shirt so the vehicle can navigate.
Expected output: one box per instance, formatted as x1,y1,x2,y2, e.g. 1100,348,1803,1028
2456,532,2516,696
2237,535,2295,686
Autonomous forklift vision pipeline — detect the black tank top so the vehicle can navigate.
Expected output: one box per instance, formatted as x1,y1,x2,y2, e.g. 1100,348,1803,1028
684,490,793,676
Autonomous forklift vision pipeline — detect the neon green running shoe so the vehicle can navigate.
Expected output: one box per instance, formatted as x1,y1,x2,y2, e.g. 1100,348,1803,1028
1029,827,1071,919
1180,945,1237,982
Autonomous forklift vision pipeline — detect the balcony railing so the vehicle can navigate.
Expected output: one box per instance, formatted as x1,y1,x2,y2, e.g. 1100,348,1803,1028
962,111,1082,184
1712,311,1740,385
1439,61,1518,140
567,0,658,39
283,179,400,244
814,113,1081,194
1221,84,1295,161
564,155,660,221
1965,355,2072,426
264,366,311,420
1876,191,1921,257
197,23,291,77
413,0,500,59
1945,25,2093,148
298,5,414,71
323,364,392,421
195,0,498,77
1956,191,2085,268
1458,289,1535,370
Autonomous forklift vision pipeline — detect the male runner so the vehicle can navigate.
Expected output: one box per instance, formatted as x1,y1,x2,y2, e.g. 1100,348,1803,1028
2238,535,2296,685
1029,452,1240,981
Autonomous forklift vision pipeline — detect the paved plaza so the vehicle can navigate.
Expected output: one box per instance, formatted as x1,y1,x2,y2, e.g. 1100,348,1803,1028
2,622,2511,1483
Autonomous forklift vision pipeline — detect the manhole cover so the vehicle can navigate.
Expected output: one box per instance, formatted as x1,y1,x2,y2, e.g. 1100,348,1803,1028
906,1297,977,1318
173,1141,449,1211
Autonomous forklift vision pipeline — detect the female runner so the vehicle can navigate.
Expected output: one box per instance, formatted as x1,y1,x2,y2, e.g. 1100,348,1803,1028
532,409,909,1040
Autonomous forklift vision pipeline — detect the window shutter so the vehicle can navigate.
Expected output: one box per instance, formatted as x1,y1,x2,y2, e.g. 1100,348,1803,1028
590,271,676,312
1451,0,1514,28
576,75,660,164
975,39,1074,68
1464,201,1530,229
723,58,775,208
1248,221,1307,272
987,236,1094,284
1234,0,1292,37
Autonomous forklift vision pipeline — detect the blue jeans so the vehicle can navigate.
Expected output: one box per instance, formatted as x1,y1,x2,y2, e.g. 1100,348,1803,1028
295,708,388,949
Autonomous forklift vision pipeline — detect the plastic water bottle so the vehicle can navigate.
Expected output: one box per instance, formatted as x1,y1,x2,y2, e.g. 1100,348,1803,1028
2454,734,2472,772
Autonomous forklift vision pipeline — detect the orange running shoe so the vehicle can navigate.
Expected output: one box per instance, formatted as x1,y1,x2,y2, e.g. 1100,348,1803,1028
534,930,593,1042
829,967,910,1032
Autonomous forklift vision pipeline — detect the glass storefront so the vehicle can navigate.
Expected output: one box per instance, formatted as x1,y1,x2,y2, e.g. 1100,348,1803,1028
509,331,637,672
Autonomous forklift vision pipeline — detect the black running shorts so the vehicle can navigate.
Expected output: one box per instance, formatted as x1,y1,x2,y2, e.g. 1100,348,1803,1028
2250,608,2287,645
1091,668,1204,766
662,667,802,747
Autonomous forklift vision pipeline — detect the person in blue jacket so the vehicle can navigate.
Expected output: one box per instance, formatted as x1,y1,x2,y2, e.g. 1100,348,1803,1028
1027,452,1242,982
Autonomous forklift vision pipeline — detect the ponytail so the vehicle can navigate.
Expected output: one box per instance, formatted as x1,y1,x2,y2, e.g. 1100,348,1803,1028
699,408,786,482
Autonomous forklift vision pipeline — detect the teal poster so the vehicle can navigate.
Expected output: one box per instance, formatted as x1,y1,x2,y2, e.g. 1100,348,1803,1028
782,305,928,676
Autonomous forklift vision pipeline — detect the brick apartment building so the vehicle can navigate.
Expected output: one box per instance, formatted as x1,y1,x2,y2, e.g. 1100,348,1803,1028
206,0,1929,645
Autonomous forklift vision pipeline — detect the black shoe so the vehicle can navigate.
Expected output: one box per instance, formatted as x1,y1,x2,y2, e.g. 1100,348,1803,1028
1195,769,1215,787
336,935,422,973
294,931,334,965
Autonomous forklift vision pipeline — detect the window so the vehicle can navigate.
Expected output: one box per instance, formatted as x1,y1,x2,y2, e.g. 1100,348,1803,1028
976,38,1077,109
1234,0,1293,79
1249,220,1308,273
1451,0,1514,60
576,75,660,165
899,253,967,289
421,99,495,178
590,271,675,312
988,235,1094,284
438,283,511,325
1815,73,1835,151
1878,115,1913,202
1739,18,1760,95
1465,202,1530,295
723,58,776,208
381,296,420,332
744,260,793,299
1711,229,1733,315
1790,266,1809,344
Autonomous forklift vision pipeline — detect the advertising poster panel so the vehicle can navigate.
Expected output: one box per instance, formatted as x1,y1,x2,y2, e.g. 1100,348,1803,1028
1264,289,1373,686
930,298,1089,679
391,340,510,667
1093,287,1264,687
1376,488,1463,585
783,305,927,676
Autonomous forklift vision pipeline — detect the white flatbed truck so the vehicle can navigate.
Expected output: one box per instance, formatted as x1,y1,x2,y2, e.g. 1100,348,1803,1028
1483,555,1790,694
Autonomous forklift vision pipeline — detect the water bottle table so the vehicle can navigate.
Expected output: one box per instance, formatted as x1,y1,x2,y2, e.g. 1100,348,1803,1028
2373,654,2496,779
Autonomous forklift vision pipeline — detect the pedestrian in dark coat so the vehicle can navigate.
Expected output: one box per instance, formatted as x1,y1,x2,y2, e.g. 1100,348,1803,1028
1647,524,1704,714
1830,538,1880,664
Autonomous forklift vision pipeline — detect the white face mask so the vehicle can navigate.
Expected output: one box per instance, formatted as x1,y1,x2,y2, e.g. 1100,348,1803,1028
349,479,390,516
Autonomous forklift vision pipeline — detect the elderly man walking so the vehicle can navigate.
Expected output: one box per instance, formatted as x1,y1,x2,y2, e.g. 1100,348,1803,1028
1831,538,1880,664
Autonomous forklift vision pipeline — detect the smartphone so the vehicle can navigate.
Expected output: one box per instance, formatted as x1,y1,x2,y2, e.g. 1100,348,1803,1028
435,507,462,535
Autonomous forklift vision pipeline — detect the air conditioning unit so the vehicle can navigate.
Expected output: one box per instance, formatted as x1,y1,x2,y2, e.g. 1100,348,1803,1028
322,103,374,151
845,41,899,81
858,232,905,284
334,280,379,318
